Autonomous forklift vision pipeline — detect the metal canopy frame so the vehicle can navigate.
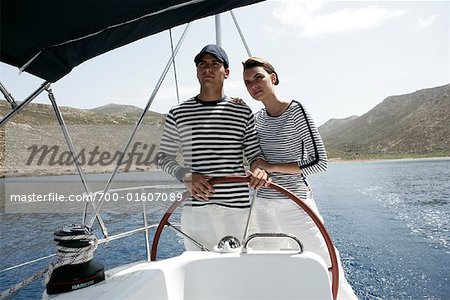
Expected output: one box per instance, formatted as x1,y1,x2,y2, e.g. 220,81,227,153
0,22,191,239
1,9,253,243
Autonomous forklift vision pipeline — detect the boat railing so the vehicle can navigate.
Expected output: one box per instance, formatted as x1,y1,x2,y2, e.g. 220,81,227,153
0,183,184,275
96,183,185,261
241,233,304,254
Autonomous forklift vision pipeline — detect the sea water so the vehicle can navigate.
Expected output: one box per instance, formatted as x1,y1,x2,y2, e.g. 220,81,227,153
1,158,449,299
312,158,449,299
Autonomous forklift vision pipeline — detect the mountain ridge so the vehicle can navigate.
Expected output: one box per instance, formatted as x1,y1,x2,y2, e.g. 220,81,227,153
318,84,450,159
87,103,143,115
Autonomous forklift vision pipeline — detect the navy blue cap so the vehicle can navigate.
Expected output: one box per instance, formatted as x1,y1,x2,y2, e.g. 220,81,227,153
194,44,229,69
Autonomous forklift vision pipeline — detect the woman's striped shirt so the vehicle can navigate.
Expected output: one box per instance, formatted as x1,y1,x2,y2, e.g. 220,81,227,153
255,100,328,200
156,96,262,208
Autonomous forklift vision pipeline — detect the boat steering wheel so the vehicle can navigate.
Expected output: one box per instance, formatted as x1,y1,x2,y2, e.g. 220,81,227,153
150,176,339,300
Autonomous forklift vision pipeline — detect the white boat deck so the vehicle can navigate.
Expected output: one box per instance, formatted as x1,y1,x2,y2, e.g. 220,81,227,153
45,250,333,300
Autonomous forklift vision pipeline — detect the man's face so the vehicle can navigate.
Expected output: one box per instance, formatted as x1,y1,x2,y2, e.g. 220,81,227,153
196,54,229,86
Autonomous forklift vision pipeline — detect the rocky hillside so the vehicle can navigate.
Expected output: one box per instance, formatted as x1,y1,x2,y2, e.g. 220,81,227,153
318,115,358,136
319,84,450,159
0,101,165,177
88,103,148,116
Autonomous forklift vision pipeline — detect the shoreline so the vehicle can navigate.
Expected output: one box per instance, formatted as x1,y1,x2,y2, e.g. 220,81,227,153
328,156,450,164
1,156,449,178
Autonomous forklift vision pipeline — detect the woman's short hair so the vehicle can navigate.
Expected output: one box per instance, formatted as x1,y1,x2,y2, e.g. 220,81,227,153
242,56,279,85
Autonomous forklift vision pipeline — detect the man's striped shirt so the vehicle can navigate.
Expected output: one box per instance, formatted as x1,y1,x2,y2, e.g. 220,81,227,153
255,100,328,200
157,96,261,208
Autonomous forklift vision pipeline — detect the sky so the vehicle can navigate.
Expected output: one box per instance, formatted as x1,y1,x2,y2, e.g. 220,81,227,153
0,0,449,126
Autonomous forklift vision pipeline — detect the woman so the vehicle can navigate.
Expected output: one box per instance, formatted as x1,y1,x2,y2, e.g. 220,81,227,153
242,57,358,300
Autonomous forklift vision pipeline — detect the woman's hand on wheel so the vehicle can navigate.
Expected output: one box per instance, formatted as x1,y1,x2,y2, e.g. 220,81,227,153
247,170,271,189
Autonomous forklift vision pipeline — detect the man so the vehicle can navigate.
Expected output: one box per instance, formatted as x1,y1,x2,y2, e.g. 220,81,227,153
156,44,267,250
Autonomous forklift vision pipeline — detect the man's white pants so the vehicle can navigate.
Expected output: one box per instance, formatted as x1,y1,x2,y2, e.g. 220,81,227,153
250,196,358,300
181,204,250,251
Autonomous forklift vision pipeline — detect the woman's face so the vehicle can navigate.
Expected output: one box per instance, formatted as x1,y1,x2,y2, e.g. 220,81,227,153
243,66,276,100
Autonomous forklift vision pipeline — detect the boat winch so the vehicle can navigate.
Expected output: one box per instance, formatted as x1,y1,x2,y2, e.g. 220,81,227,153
46,224,105,295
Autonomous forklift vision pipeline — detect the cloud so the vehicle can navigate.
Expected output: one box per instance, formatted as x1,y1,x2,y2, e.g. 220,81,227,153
417,15,437,30
272,2,406,38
